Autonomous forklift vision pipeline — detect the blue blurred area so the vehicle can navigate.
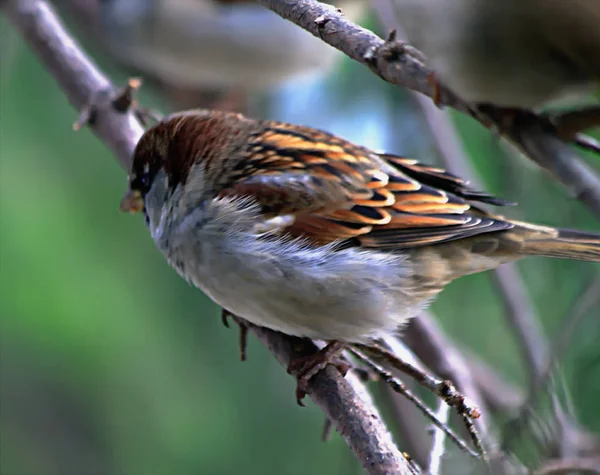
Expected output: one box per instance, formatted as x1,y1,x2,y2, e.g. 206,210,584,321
1,12,599,475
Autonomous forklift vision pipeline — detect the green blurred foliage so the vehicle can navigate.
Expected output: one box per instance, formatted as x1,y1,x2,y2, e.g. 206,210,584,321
1,13,599,475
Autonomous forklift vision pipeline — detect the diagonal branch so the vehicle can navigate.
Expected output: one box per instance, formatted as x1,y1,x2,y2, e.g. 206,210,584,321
256,0,464,110
256,0,600,220
3,0,144,171
3,1,413,473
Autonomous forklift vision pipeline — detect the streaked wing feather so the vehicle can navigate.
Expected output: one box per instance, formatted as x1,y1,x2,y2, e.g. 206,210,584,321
220,123,514,249
380,153,516,206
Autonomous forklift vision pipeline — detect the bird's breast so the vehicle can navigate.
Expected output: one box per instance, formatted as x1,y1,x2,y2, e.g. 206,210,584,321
156,199,423,342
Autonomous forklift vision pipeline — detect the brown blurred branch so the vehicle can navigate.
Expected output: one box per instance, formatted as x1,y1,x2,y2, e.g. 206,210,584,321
257,0,600,220
3,1,414,473
532,457,600,475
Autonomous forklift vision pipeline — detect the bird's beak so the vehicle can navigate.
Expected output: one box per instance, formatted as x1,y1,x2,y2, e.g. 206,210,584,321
120,189,144,214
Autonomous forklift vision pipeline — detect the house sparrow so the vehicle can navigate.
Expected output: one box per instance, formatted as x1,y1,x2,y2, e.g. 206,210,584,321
90,0,365,91
120,110,600,393
393,0,600,109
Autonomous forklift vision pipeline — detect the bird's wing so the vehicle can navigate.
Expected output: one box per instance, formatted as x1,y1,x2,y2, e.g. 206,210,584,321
221,121,514,248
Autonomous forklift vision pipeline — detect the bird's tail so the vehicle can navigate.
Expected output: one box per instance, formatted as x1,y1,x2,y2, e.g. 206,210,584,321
515,223,600,262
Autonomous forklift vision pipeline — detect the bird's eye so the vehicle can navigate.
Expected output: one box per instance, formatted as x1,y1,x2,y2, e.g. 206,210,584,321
131,159,156,195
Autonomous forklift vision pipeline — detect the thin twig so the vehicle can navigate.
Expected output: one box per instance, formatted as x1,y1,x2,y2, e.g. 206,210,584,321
426,402,450,475
381,333,482,466
574,134,600,154
353,344,489,465
402,315,493,440
355,345,480,418
380,381,432,469
3,2,414,473
383,326,500,471
349,347,479,460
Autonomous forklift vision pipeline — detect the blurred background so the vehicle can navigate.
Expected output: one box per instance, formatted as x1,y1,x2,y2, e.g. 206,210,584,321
1,1,599,474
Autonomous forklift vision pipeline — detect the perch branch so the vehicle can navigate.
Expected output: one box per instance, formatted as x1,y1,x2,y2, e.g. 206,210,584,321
3,1,413,473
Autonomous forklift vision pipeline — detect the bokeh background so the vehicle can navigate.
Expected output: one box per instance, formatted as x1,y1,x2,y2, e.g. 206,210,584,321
1,2,599,474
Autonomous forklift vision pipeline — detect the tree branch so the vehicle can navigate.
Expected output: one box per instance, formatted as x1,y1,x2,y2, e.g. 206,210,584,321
251,325,413,474
4,0,144,170
257,0,464,109
3,1,413,473
257,0,600,220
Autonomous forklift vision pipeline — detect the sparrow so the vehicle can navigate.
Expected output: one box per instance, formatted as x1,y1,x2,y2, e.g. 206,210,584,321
392,0,600,110
86,0,365,92
120,110,600,394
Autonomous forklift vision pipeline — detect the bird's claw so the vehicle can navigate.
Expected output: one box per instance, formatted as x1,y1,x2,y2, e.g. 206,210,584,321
287,341,349,406
221,309,248,362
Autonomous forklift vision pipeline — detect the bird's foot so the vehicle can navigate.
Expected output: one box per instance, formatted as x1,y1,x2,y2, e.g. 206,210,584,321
288,341,350,406
221,309,248,362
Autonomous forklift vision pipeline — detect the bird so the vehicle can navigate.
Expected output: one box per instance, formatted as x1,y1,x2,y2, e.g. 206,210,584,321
392,0,600,110
90,0,365,92
120,109,600,398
